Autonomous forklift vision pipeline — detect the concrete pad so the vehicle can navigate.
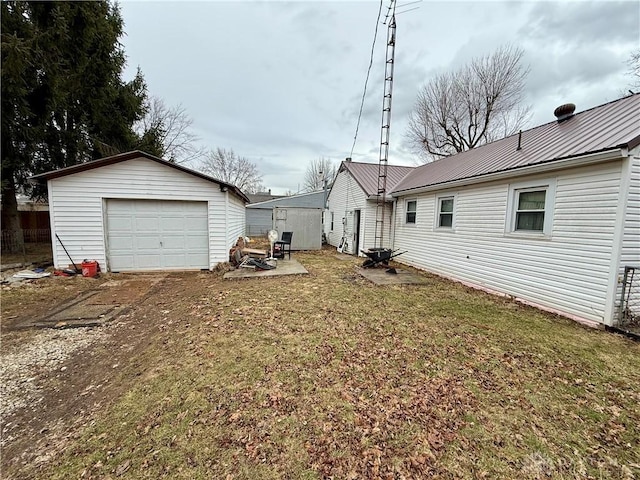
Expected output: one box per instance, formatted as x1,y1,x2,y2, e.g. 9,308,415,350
357,267,429,286
14,275,165,329
223,258,308,280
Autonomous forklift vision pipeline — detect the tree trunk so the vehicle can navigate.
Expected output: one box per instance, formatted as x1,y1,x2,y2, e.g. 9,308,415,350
1,169,24,254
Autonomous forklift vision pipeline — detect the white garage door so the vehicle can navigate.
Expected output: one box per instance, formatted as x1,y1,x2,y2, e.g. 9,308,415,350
106,199,209,272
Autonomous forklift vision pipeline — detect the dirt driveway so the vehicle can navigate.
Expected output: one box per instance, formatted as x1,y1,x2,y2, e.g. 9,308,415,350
1,272,189,476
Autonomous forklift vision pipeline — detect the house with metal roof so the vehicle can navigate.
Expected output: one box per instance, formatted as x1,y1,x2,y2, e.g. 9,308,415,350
325,160,413,255
389,94,640,328
31,151,249,272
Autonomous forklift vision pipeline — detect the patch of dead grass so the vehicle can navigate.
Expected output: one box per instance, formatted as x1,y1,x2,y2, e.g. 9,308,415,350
7,250,640,479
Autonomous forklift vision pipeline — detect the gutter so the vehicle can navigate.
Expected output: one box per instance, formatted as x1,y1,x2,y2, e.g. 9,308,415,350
391,148,626,197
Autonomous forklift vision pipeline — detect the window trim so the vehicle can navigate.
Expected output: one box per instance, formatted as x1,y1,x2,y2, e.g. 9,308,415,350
435,194,456,230
506,179,556,237
405,199,417,224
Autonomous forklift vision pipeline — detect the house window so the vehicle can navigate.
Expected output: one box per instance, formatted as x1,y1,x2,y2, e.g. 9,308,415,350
507,179,555,236
515,190,545,231
406,200,417,224
437,196,454,228
330,212,334,231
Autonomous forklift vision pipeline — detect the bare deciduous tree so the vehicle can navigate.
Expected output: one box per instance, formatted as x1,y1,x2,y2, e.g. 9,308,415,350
407,45,531,162
135,96,204,164
303,157,337,192
628,49,640,90
200,148,264,194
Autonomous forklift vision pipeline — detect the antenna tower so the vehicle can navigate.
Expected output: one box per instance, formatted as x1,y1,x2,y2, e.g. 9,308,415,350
374,4,396,249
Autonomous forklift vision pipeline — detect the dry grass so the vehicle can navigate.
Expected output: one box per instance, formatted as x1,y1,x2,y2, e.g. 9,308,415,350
10,248,640,479
1,242,52,266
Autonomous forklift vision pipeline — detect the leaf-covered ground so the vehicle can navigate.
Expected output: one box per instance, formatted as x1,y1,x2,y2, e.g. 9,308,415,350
5,248,640,479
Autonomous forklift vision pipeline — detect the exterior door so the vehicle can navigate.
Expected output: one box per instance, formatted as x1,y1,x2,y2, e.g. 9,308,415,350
353,209,361,255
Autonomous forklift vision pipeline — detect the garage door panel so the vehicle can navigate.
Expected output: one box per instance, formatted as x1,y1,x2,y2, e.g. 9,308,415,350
134,201,161,213
109,235,134,250
161,235,187,249
135,217,160,233
107,216,132,231
186,216,208,230
136,236,161,250
163,254,187,268
136,254,162,269
180,253,208,268
186,235,208,248
161,202,187,213
160,216,185,231
107,199,209,271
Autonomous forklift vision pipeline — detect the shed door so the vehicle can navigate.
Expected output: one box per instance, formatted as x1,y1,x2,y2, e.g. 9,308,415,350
106,199,209,271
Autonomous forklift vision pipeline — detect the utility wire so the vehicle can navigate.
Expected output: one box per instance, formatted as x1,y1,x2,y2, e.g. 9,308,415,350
349,0,386,159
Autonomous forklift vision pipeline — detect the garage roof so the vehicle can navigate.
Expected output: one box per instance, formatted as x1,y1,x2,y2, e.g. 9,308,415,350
392,93,640,195
30,150,250,203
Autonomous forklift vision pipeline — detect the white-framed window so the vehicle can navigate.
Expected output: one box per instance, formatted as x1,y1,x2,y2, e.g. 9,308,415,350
506,179,556,236
436,195,455,228
405,199,417,224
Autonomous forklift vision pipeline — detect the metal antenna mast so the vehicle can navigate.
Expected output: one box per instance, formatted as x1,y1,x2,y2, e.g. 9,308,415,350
374,5,396,249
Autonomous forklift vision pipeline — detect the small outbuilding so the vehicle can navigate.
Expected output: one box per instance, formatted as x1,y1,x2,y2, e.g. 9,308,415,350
32,151,249,272
246,190,326,236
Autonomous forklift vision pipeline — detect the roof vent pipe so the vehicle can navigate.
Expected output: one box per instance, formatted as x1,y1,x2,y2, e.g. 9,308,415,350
345,157,352,162
554,103,576,122
516,130,522,151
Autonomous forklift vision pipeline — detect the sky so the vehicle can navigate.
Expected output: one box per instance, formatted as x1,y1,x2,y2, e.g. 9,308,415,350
119,0,639,194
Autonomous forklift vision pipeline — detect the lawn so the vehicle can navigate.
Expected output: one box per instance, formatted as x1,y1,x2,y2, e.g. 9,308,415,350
7,248,640,479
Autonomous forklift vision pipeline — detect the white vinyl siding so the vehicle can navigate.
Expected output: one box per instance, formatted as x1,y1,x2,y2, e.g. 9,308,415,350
326,169,394,255
326,170,366,255
393,160,624,326
226,191,247,249
617,150,640,323
48,157,243,271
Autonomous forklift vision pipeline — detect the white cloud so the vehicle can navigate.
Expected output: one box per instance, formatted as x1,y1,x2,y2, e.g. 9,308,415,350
121,0,640,194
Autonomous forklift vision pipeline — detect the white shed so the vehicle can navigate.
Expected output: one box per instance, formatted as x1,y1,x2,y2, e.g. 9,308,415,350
273,206,323,250
32,151,249,272
390,95,640,328
325,161,412,255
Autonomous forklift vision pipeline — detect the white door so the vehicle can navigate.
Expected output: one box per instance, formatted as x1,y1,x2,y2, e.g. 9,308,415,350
106,199,209,271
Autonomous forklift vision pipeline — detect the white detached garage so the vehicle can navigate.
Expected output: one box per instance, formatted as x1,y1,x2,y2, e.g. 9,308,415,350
32,151,249,272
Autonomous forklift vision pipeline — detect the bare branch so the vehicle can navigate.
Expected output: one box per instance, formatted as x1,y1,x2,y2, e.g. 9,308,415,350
303,157,337,192
406,45,531,162
199,147,264,194
135,96,204,164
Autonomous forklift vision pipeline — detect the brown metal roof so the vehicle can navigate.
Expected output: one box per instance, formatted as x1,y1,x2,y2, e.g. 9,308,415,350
30,150,250,203
341,161,414,197
392,93,640,194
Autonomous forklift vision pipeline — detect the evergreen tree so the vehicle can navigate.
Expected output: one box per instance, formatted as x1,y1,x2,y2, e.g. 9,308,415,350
1,1,147,251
